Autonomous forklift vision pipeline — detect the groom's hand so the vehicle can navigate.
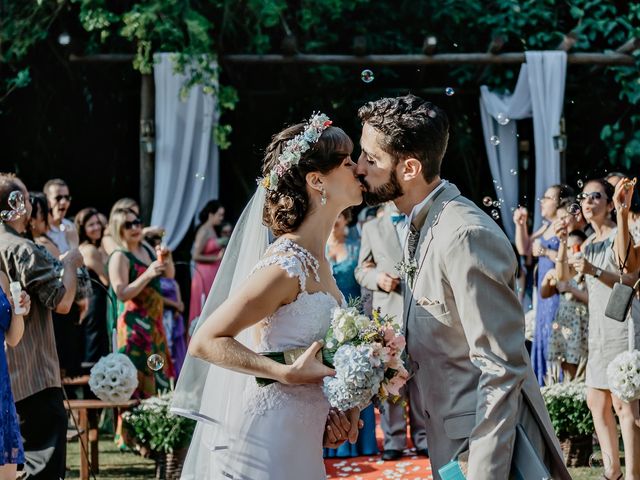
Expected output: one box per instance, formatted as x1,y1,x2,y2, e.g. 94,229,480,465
323,408,362,448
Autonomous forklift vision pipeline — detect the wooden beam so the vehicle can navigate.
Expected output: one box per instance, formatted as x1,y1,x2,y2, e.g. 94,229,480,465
222,52,636,66
556,31,579,52
69,51,637,66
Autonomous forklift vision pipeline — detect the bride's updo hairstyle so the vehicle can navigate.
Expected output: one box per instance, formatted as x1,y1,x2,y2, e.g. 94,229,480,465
262,122,353,236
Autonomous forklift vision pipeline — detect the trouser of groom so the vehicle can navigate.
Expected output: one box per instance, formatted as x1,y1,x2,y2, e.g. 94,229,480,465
16,387,68,479
380,377,428,451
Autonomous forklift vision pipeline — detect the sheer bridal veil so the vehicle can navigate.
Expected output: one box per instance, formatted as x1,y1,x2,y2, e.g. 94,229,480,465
172,186,269,478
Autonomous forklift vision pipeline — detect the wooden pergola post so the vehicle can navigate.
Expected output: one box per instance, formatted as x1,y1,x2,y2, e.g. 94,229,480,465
139,73,154,225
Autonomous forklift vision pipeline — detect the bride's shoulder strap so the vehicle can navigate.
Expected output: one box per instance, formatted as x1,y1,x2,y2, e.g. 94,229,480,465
250,238,320,292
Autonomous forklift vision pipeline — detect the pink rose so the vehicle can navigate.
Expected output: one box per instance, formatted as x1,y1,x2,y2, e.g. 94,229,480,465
383,326,396,343
388,334,406,353
386,375,406,396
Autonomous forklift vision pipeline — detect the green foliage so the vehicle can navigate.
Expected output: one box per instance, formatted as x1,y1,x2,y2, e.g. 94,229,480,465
541,382,594,438
1,0,638,159
122,392,196,454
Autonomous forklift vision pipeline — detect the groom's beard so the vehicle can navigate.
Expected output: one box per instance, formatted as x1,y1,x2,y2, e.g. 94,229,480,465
360,169,404,206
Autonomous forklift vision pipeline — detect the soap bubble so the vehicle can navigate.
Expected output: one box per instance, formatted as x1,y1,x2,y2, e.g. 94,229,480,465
147,354,165,372
491,209,500,220
489,135,501,146
492,201,500,208
510,168,518,176
567,203,581,216
577,179,584,188
482,196,493,207
361,69,375,83
445,87,455,96
195,173,206,180
497,113,510,125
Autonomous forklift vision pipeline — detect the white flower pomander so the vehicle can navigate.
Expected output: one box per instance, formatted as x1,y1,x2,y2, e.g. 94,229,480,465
89,353,139,403
607,350,640,402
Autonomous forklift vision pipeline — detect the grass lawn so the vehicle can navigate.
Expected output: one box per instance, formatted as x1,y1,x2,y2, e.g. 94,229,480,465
66,435,606,480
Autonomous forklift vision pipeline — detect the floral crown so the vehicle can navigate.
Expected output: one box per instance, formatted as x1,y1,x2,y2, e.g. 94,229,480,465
260,112,333,191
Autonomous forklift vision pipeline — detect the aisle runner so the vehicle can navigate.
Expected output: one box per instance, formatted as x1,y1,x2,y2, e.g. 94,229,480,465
324,411,433,480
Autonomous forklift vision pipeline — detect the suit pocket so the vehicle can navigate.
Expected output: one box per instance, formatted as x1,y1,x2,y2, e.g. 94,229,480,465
443,412,476,440
414,302,454,326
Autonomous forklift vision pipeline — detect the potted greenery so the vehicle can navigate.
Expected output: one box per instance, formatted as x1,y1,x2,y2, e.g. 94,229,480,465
541,381,594,467
122,391,196,480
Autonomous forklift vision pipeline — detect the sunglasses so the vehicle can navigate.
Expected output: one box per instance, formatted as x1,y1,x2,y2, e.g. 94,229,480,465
577,192,603,203
124,219,143,230
54,195,72,202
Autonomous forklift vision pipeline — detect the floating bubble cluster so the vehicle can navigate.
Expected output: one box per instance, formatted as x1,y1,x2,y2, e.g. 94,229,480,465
491,209,500,220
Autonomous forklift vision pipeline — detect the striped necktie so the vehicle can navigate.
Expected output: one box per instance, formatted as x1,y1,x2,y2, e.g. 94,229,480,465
407,224,420,260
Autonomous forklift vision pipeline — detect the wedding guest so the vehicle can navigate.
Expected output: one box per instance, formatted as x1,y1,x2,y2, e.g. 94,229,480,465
159,277,187,377
75,207,110,364
0,271,30,480
43,178,78,253
513,183,574,384
145,235,187,376
26,193,60,257
107,207,175,448
102,198,164,255
28,192,87,379
189,200,225,329
355,203,429,461
540,227,588,382
606,172,640,243
0,173,83,479
557,178,640,480
324,208,378,458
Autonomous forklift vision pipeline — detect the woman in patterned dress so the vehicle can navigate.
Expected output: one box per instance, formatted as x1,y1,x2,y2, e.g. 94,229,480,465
107,207,175,447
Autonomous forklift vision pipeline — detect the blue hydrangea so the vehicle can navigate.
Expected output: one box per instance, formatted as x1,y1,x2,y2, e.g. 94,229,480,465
322,344,384,410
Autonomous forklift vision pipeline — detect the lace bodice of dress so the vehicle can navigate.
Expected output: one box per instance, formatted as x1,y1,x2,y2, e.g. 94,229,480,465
251,238,337,352
243,238,335,421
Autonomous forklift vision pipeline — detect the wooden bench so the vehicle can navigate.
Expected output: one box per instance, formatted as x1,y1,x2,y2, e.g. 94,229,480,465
64,398,139,480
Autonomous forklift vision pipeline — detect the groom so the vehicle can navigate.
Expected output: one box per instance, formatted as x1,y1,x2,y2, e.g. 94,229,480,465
354,95,570,480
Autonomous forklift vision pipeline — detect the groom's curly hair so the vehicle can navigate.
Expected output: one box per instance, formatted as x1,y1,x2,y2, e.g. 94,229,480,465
262,123,353,236
358,94,449,182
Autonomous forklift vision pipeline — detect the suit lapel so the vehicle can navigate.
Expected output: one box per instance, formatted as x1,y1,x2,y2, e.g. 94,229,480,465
404,183,461,326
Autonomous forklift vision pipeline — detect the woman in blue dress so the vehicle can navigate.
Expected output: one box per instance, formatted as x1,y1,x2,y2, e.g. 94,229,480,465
514,185,574,385
323,209,379,458
0,271,30,479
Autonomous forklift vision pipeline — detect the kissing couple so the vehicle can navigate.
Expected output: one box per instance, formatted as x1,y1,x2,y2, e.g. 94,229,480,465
172,94,570,480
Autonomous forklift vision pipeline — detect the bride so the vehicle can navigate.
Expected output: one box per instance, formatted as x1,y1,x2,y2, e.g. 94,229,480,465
173,114,364,479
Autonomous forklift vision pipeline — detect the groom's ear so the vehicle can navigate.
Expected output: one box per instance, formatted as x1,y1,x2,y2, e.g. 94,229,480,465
401,157,423,181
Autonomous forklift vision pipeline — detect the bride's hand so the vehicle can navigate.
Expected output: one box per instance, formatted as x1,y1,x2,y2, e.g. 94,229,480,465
282,341,335,385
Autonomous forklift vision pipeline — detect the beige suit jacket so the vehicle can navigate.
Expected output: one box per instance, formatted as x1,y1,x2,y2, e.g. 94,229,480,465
355,212,404,322
404,182,569,480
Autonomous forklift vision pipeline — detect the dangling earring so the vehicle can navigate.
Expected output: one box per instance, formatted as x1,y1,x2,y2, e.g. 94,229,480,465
320,188,327,206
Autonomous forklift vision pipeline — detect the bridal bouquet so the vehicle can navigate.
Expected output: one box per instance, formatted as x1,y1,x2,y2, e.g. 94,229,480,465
607,350,640,402
322,302,409,411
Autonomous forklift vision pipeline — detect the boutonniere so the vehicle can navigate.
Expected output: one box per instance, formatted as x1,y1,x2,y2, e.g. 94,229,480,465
395,259,418,288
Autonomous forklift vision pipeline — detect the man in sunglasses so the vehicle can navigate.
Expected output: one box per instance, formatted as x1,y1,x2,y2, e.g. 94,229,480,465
43,178,78,254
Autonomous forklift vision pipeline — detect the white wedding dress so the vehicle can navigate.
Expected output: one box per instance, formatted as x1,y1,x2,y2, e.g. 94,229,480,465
183,238,337,479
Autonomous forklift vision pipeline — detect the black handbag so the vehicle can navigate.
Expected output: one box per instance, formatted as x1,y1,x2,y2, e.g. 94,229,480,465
605,279,640,322
604,239,639,322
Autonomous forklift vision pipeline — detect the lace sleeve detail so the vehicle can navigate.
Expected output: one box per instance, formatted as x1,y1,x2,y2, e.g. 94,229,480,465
250,238,320,292
252,254,308,291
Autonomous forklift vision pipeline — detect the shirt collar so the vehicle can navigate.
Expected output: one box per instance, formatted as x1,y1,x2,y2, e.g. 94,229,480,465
408,180,447,228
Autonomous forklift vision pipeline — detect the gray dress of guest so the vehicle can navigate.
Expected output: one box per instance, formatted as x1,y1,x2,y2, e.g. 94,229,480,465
583,228,640,389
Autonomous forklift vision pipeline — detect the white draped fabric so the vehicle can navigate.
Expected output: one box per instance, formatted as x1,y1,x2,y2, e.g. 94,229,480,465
150,53,219,249
479,51,567,238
